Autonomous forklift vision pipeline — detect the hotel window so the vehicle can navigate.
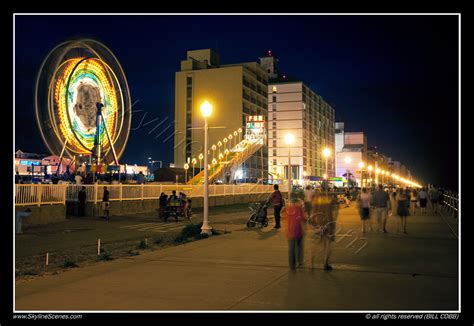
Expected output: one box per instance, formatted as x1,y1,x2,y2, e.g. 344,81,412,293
273,140,277,147
272,104,276,111
273,149,277,156
272,95,276,102
272,86,277,93
273,159,277,165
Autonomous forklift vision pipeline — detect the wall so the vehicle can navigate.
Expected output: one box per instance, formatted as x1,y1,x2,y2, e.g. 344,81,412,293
64,192,288,217
15,205,66,227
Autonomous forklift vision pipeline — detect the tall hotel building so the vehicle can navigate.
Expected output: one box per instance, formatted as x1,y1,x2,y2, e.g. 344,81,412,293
260,53,335,183
174,49,268,181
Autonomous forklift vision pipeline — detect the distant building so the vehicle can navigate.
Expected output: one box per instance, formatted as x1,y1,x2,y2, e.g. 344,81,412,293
174,49,269,181
335,122,345,153
265,53,335,184
335,131,367,186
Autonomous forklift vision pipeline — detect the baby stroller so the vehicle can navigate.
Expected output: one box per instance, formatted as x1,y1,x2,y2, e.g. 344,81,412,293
246,202,269,228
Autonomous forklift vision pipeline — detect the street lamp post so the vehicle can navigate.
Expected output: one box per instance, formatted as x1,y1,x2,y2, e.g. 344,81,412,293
233,131,238,147
228,134,233,150
198,153,203,171
285,133,295,196
344,156,352,188
200,101,213,235
191,158,197,178
223,137,228,151
323,147,331,193
217,141,222,157
358,161,365,187
184,163,189,183
368,165,373,188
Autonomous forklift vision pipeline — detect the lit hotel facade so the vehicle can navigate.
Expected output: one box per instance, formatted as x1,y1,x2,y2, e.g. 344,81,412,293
174,49,268,181
261,55,335,183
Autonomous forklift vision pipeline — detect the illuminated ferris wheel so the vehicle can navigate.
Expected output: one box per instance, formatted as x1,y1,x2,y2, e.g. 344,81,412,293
35,38,132,166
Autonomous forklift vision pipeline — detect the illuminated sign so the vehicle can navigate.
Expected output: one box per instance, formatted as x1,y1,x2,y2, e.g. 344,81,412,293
20,160,41,166
246,115,265,130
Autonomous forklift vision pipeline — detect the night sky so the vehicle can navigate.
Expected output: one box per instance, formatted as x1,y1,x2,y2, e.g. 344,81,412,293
14,15,459,189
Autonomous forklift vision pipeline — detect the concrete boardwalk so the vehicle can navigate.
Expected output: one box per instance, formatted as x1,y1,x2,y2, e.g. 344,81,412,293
15,205,459,311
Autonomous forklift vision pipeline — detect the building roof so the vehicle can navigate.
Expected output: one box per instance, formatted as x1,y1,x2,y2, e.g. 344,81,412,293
269,76,301,84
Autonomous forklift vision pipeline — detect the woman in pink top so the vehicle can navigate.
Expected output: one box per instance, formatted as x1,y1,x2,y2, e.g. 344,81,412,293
281,193,307,271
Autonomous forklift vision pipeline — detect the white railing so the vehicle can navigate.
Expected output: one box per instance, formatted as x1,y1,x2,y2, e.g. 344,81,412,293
15,184,67,206
16,183,282,206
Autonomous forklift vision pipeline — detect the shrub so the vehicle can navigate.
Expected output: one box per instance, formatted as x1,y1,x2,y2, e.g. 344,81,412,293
127,250,139,256
154,238,162,245
99,250,113,261
63,259,79,268
174,235,188,243
181,223,202,239
194,233,209,240
137,239,149,249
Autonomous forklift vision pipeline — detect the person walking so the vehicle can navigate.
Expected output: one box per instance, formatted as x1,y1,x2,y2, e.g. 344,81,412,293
357,187,372,233
309,192,339,270
429,185,440,213
396,189,410,233
303,185,313,218
78,186,86,217
267,184,284,229
373,184,392,233
418,187,428,214
409,188,418,216
102,186,110,220
438,187,445,212
281,193,306,271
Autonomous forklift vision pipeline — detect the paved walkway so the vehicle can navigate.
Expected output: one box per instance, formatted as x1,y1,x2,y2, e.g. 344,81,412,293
15,205,459,311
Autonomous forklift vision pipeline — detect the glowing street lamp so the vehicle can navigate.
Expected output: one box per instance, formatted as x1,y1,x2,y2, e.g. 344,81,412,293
217,141,222,157
285,133,295,195
200,100,212,236
191,158,197,177
223,137,228,151
211,144,217,161
183,163,189,183
198,153,203,171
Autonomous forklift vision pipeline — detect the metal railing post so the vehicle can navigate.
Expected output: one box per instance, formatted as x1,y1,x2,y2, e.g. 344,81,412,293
37,185,42,207
94,183,98,204
119,184,123,201
62,184,66,205
141,184,144,200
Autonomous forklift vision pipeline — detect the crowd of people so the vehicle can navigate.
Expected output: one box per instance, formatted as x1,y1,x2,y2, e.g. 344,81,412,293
15,170,148,185
265,183,448,272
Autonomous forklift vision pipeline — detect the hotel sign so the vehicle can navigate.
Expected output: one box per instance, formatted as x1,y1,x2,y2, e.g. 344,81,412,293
246,115,265,130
